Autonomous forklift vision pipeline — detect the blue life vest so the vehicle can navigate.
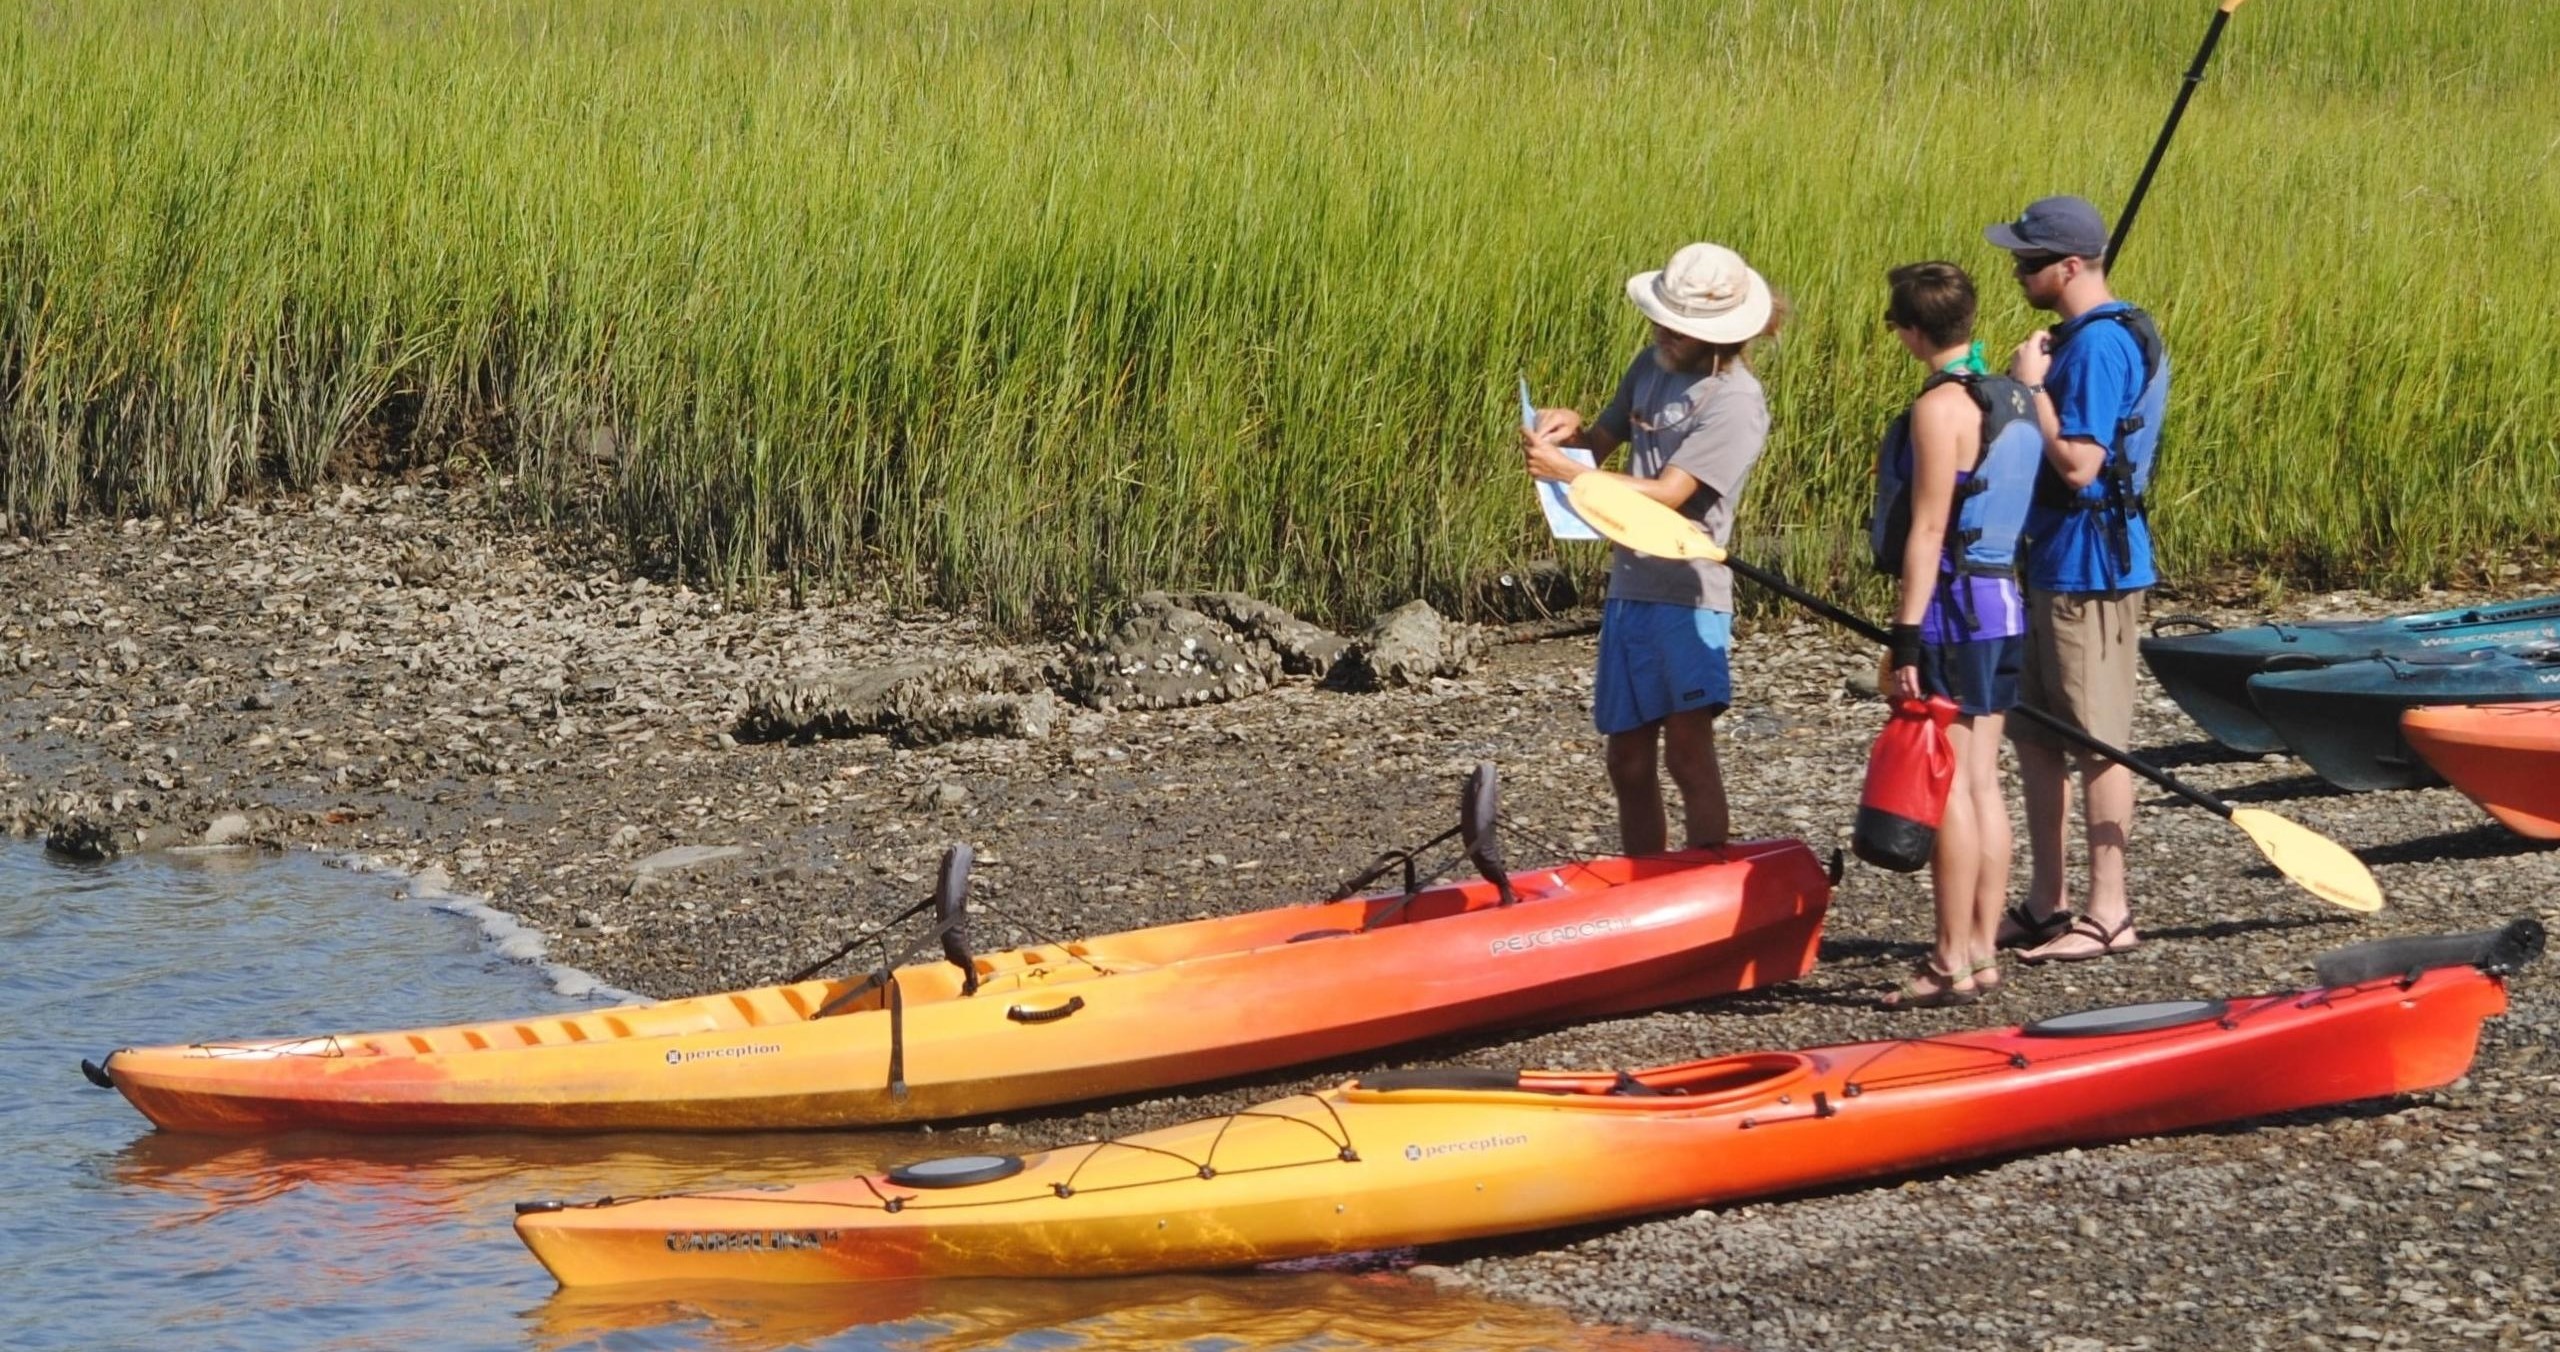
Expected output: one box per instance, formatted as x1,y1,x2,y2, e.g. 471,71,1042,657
1870,369,2041,578
2032,305,2167,581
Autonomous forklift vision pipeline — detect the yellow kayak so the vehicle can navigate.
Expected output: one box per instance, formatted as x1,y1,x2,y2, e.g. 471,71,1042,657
515,920,2535,1285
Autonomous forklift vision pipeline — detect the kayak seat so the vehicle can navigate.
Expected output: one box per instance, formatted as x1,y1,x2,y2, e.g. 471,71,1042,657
1460,763,1517,907
1317,764,1520,939
936,845,978,997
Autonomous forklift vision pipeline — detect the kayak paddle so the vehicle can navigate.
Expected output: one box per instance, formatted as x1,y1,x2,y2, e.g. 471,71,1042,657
1563,472,2383,913
2108,0,2249,271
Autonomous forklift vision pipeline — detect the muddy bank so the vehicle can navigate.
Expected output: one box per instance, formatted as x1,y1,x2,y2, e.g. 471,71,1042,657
5,482,2554,1351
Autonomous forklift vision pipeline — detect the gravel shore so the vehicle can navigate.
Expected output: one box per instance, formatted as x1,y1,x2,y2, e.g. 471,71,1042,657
6,481,2553,1351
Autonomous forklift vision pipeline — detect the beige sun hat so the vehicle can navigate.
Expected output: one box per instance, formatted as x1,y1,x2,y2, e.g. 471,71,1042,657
1625,242,1773,344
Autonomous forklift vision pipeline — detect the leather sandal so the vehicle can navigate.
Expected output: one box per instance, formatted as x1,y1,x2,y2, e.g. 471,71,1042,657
2020,913,2141,965
1996,902,2072,950
1879,959,1981,1011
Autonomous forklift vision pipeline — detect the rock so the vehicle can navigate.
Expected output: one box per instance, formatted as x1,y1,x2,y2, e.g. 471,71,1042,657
202,812,254,846
912,781,970,811
1166,591,1349,678
739,655,1055,746
44,816,117,861
1062,594,1278,711
1330,600,1487,690
633,844,747,876
391,539,449,586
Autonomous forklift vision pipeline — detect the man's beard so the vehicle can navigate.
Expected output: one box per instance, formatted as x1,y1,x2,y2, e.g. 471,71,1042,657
1654,343,1719,375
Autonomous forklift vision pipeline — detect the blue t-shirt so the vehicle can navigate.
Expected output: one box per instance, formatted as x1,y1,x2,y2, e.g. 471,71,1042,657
2025,301,2160,593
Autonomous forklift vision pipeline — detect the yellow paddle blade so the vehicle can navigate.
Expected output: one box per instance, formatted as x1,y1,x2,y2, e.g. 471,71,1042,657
1564,474,1727,562
2230,808,2383,913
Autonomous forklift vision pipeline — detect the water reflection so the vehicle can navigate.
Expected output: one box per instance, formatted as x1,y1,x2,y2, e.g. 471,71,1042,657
529,1271,1719,1351
104,1128,1721,1350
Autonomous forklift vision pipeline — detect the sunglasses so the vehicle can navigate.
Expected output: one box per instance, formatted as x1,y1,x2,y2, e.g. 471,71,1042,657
2012,253,2071,275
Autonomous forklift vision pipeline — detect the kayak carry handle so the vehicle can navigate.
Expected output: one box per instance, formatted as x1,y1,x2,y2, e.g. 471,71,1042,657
1006,996,1085,1024
2148,613,2221,638
80,1057,115,1089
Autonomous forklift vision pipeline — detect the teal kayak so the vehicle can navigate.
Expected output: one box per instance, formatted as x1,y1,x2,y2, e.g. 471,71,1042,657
2140,596,2560,753
2246,644,2560,791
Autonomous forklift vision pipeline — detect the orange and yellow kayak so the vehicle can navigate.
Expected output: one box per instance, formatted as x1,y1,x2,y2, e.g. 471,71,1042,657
514,920,2539,1286
2402,701,2560,840
92,839,1829,1134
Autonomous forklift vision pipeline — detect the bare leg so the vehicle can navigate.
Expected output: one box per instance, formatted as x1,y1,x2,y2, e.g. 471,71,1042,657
1962,712,2013,977
1661,707,1729,849
1931,718,1984,980
2015,735,2073,919
1606,726,1668,856
2080,758,2135,931
2018,753,2141,961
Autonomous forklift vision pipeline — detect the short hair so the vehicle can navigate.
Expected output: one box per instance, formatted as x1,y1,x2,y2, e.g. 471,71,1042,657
1883,262,1976,350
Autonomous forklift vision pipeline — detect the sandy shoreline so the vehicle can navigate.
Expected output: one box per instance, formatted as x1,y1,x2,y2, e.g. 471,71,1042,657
8,480,2555,1350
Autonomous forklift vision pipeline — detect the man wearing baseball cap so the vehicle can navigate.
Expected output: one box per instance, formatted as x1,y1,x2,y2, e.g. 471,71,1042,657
1521,242,1786,855
1984,195,2171,964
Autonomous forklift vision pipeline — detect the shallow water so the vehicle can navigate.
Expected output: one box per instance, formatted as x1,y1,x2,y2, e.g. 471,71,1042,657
0,844,1711,1351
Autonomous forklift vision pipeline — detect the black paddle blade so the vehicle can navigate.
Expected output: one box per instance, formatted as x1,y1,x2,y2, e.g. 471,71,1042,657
2313,918,2546,988
80,1057,115,1089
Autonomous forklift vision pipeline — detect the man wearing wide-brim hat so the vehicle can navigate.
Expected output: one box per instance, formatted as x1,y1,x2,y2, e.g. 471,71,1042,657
1523,242,1785,855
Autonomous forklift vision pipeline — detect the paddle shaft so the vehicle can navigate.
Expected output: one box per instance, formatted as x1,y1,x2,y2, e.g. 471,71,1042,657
1715,550,2235,820
2106,0,2247,271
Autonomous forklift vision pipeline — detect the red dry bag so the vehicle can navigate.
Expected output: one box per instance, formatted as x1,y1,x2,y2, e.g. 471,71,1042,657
1851,695,1960,873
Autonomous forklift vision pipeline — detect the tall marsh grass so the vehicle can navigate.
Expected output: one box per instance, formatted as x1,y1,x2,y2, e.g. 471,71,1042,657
2,0,2554,625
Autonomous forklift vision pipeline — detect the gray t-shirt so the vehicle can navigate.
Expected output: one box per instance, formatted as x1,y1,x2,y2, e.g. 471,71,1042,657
1594,351,1769,611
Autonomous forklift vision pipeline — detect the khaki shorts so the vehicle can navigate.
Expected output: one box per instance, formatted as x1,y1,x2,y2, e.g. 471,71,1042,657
2010,589,2145,758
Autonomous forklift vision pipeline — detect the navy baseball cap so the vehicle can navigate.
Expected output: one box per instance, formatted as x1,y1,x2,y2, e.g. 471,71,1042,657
1984,196,2110,259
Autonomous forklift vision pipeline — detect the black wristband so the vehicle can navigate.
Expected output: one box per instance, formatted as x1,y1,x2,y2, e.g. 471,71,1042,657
1887,623,1924,671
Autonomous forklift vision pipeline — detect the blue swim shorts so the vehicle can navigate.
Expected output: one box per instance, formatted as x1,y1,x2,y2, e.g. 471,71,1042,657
1918,633,2026,717
1593,599,1733,735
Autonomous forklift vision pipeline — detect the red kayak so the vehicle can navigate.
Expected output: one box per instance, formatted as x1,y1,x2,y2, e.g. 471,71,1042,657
516,920,2540,1285
2402,702,2560,840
